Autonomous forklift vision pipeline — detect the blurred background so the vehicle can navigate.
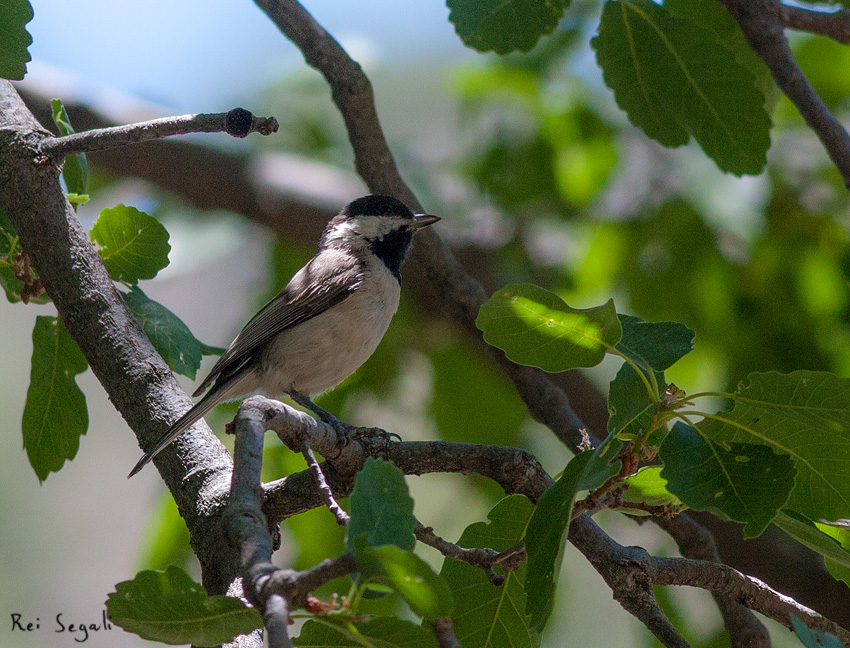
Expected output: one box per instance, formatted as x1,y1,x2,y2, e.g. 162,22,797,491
3,0,850,646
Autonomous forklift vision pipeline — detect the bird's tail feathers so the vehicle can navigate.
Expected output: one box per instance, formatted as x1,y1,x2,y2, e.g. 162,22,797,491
127,374,254,478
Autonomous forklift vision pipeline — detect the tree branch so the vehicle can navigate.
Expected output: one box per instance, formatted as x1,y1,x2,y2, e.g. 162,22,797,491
570,515,850,645
717,0,850,189
226,398,294,648
0,79,239,594
251,396,554,524
41,107,278,159
779,4,850,44
656,515,770,648
569,515,692,648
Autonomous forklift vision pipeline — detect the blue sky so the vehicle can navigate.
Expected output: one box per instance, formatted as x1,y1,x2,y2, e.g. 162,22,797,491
26,0,471,111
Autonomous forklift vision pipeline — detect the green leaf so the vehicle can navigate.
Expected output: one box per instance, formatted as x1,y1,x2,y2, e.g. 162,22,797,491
791,615,846,648
293,617,437,648
66,193,90,206
440,495,540,648
0,208,50,304
816,522,850,585
773,511,850,582
592,0,771,175
698,371,850,523
622,467,682,509
50,98,89,197
22,316,89,482
524,437,621,631
660,422,796,537
0,0,33,80
664,0,775,106
447,0,571,55
356,544,454,620
607,362,658,438
346,458,415,551
616,314,695,372
106,566,262,646
122,286,220,379
476,284,621,372
525,450,594,631
90,205,171,284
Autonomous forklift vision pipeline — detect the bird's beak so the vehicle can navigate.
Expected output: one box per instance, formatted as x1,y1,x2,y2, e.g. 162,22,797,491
409,214,441,230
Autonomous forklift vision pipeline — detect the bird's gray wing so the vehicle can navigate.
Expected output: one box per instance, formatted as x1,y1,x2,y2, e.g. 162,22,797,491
193,252,362,396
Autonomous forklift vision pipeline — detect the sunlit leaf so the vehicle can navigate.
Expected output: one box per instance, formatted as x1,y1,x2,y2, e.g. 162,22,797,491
90,205,171,284
476,284,621,372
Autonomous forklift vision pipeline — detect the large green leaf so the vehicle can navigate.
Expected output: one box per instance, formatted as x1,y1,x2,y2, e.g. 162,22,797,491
476,284,621,372
293,617,438,648
698,371,850,523
90,205,171,284
22,316,89,482
525,451,593,631
355,544,454,620
616,314,694,372
50,98,89,198
524,436,622,630
346,458,416,552
106,566,262,646
592,0,771,175
447,0,571,55
440,495,540,648
122,286,222,379
660,422,796,537
0,0,33,80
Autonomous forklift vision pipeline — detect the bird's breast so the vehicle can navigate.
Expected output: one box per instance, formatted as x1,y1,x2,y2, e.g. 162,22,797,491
259,265,401,397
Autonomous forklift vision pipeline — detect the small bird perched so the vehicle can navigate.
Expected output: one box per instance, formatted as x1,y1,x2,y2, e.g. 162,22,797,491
128,195,439,478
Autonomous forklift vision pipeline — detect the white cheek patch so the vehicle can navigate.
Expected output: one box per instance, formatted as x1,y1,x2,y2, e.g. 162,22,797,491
353,215,393,240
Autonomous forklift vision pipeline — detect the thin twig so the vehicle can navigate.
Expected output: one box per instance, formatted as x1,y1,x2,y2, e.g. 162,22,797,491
432,618,462,648
779,3,850,44
301,438,350,525
41,108,279,159
718,0,850,189
415,522,525,586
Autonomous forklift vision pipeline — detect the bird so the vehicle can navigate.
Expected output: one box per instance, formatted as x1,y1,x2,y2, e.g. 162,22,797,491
128,194,440,478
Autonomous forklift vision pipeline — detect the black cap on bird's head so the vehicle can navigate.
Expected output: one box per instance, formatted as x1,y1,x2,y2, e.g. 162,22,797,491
320,195,440,279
